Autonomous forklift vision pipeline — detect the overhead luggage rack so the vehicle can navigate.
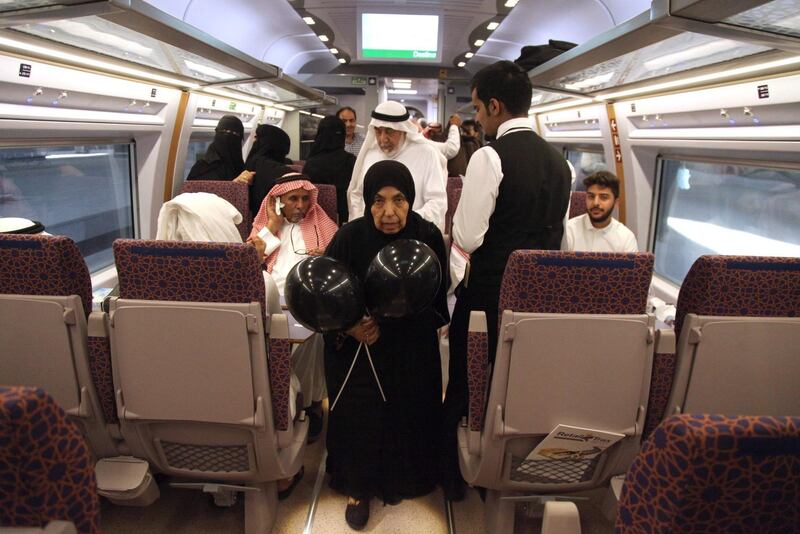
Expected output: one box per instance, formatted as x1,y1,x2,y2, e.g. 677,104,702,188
0,0,334,108
528,0,800,110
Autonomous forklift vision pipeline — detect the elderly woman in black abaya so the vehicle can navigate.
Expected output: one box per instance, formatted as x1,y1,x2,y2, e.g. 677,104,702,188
303,115,356,224
186,115,254,185
323,160,450,530
244,124,293,218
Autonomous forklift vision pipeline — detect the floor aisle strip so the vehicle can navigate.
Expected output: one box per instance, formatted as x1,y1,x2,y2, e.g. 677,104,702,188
445,495,456,534
303,449,328,534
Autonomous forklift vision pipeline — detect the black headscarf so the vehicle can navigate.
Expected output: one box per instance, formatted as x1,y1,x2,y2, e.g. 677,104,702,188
186,115,245,181
308,116,346,158
246,124,291,167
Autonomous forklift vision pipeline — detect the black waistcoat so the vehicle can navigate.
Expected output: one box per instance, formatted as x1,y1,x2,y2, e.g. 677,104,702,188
469,128,571,288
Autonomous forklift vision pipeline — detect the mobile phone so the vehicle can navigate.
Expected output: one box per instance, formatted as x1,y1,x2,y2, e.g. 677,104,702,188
275,196,285,214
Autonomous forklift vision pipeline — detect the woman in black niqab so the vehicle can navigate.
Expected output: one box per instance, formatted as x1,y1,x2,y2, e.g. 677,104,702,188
323,160,450,522
244,124,292,218
186,115,245,182
303,116,356,224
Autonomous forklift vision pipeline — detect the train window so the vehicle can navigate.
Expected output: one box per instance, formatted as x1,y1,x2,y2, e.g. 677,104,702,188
564,148,608,191
651,157,800,285
181,135,213,183
0,142,136,273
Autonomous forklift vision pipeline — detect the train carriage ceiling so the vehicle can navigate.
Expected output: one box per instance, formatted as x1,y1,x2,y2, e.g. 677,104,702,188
144,0,651,76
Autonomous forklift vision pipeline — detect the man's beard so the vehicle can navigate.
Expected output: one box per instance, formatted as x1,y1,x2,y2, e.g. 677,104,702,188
379,137,405,158
588,207,613,225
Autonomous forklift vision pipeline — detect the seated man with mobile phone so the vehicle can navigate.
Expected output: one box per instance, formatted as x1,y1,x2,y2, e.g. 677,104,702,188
247,173,340,444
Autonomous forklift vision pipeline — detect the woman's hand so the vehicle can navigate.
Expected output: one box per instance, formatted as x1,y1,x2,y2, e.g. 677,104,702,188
246,235,266,258
234,170,255,185
346,317,380,345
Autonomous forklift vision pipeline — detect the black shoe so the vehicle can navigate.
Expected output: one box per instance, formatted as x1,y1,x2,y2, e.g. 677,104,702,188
278,466,304,500
345,498,370,530
307,409,324,444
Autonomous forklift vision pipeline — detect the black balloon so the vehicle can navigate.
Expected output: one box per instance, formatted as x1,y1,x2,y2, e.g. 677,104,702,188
364,239,441,319
285,256,364,332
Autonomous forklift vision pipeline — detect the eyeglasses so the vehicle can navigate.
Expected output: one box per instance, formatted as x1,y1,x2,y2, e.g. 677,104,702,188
290,223,320,255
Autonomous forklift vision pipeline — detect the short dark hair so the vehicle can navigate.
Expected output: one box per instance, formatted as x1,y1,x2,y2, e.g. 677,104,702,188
462,119,477,129
583,171,621,198
470,60,532,117
336,106,356,119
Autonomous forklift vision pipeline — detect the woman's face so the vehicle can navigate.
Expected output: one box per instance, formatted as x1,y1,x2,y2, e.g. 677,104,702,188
370,185,409,234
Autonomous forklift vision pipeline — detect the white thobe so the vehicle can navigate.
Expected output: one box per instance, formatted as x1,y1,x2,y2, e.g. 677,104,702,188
562,214,639,253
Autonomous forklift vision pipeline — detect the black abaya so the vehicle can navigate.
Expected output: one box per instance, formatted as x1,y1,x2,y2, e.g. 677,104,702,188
322,161,449,502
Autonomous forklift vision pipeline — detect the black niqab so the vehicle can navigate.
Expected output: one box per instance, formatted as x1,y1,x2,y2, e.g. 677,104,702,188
186,115,245,181
244,124,292,217
308,116,346,158
245,124,290,167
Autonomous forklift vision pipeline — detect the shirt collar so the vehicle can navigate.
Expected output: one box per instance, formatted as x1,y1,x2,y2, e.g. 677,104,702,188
497,117,534,138
582,213,615,234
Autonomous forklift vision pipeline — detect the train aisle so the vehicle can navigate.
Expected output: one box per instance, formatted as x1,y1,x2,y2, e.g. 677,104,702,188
100,401,455,533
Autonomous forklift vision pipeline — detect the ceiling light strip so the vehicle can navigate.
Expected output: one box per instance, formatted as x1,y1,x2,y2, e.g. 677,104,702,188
0,34,200,89
598,56,800,100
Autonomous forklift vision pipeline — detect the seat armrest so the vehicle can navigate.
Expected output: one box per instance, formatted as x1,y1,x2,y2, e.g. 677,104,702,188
655,327,675,354
267,314,292,435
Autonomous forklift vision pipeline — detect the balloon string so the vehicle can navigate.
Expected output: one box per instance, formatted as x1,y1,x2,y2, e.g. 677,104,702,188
363,343,387,403
330,342,362,412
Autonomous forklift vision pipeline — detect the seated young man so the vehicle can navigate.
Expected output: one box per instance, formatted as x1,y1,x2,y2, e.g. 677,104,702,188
562,170,638,253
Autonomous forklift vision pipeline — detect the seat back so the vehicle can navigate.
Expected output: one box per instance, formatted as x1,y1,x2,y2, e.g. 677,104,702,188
0,234,92,317
617,414,800,533
460,251,655,496
0,234,115,455
655,256,800,425
0,386,99,534
568,191,587,219
179,180,251,241
313,183,338,224
110,239,305,482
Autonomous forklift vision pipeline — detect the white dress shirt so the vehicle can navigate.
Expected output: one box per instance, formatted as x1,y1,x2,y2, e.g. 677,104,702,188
562,214,639,253
450,117,535,289
428,124,461,160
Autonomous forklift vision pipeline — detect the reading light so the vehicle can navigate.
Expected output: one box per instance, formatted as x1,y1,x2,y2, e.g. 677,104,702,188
474,39,485,46
303,17,315,25
338,58,346,64
457,61,466,67
505,0,519,6
720,108,728,119
329,48,338,54
0,35,200,89
487,22,499,30
319,34,329,42
465,52,474,58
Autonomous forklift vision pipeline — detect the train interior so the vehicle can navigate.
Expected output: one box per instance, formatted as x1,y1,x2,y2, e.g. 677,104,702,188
1,0,799,533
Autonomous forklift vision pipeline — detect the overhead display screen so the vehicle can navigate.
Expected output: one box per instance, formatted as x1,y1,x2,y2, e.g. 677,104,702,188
360,13,440,61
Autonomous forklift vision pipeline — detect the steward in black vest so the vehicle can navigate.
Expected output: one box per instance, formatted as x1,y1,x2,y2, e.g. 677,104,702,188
469,128,571,289
441,60,571,501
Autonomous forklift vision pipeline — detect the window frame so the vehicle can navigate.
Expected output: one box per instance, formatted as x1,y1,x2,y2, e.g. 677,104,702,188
649,153,800,284
0,137,139,273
